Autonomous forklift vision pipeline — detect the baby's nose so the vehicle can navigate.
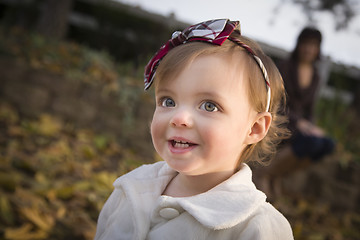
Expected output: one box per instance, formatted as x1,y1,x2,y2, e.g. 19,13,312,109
170,108,194,128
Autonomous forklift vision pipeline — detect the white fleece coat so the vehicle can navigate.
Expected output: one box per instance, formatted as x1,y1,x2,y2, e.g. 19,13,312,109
95,161,294,240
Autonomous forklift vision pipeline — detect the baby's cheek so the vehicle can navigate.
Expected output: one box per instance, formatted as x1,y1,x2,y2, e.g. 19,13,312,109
199,125,224,147
150,117,165,151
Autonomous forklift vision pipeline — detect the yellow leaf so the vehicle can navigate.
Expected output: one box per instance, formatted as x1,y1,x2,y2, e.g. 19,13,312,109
5,223,48,240
76,129,94,143
46,189,57,202
94,171,117,189
74,180,92,191
82,145,96,159
5,224,32,239
0,172,19,192
0,195,14,224
0,102,19,124
14,188,46,208
292,220,304,238
36,114,62,136
297,199,309,214
20,207,54,231
56,206,67,219
56,185,74,200
35,172,48,185
308,233,325,240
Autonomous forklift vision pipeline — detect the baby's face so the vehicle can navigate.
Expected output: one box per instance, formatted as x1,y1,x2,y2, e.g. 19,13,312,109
151,54,257,176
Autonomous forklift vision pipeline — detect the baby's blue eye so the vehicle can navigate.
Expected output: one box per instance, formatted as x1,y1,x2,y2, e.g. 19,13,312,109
161,98,176,107
200,102,218,112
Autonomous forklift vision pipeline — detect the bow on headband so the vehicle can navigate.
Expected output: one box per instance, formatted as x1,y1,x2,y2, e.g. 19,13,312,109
144,19,271,112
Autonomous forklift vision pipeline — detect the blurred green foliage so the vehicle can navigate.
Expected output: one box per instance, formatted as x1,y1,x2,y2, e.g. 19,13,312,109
0,102,144,239
0,0,180,62
0,24,359,240
0,25,119,92
316,87,360,164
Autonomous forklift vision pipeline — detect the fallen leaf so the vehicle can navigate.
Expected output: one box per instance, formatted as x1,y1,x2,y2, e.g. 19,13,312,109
19,207,55,231
5,223,48,239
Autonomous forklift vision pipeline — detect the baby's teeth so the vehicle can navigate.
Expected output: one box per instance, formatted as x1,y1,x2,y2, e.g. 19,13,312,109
174,141,189,148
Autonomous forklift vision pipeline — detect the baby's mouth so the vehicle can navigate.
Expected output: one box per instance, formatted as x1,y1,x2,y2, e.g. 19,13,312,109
170,140,196,148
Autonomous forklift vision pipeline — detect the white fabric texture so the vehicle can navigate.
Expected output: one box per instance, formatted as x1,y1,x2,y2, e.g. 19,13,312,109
95,161,294,240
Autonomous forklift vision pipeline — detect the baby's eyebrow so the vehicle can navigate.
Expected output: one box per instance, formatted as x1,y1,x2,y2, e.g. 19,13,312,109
196,91,226,101
155,87,174,95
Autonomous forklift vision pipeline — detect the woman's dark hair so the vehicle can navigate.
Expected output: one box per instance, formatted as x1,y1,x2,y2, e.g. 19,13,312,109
290,27,322,61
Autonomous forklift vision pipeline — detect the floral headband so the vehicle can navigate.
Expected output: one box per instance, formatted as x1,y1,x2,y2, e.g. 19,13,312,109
144,19,271,112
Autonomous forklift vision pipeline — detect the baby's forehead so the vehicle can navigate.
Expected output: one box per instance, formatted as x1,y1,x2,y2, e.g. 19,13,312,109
154,41,253,91
155,54,249,91
159,49,248,77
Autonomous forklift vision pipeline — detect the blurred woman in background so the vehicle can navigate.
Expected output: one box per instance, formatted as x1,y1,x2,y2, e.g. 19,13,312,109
255,27,335,199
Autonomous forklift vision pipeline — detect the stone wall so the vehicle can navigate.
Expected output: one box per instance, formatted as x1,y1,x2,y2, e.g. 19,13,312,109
0,57,155,158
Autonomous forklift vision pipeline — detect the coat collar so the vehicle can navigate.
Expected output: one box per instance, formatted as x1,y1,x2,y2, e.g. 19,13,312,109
114,161,266,230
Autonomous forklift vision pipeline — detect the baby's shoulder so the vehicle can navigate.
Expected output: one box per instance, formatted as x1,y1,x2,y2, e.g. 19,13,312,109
243,202,293,239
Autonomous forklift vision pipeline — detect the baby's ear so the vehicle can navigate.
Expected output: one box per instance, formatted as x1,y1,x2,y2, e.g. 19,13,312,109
245,112,272,145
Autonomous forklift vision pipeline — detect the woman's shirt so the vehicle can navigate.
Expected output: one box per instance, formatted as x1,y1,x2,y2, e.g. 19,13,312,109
279,59,320,133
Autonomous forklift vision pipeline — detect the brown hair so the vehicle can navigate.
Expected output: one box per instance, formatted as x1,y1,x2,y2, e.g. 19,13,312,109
291,27,322,61
155,32,289,167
